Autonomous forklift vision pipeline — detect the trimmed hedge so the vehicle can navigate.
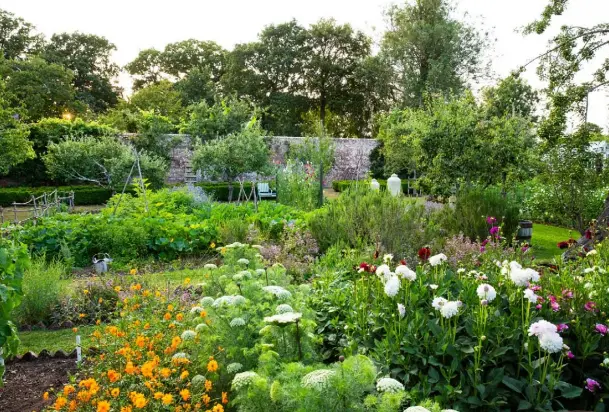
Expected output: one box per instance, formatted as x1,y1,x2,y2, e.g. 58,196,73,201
0,186,114,207
195,182,275,202
332,179,414,194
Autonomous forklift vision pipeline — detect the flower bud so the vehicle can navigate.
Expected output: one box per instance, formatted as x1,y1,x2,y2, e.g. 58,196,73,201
481,299,488,306
481,335,486,341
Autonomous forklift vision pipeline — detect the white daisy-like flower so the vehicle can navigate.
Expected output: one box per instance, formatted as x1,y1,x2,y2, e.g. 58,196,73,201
190,306,204,314
200,296,214,307
264,312,302,325
237,258,250,265
204,263,218,270
263,286,292,300
429,253,447,266
195,323,208,332
429,284,439,290
523,288,539,303
539,331,563,353
395,265,416,281
384,275,401,298
528,320,557,337
397,303,406,319
276,304,294,314
181,330,197,340
376,377,405,393
476,284,497,302
432,297,447,310
587,249,597,256
227,362,243,373
383,254,394,263
231,371,259,390
301,369,336,390
230,317,246,327
191,374,207,387
440,301,462,319
457,268,466,274
584,267,595,274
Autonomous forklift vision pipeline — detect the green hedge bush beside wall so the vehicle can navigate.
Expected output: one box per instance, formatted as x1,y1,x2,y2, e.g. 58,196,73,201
332,179,413,194
0,186,115,207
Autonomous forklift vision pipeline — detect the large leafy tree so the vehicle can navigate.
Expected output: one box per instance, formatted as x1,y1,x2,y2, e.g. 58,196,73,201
303,19,371,127
129,80,183,123
0,80,34,175
124,48,164,90
181,98,256,142
381,0,489,108
42,32,121,112
191,120,270,201
0,57,76,121
481,76,539,120
161,39,226,81
0,9,43,60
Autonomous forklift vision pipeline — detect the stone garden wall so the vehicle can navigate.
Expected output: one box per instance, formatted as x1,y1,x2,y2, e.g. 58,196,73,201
167,135,379,185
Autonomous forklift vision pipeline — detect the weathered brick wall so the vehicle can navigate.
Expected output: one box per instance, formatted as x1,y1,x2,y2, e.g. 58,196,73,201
166,135,380,185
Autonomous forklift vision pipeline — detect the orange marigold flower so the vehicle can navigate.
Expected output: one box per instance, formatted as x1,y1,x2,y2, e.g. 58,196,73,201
121,407,133,412
79,313,86,319
205,380,212,392
171,336,182,347
107,370,120,383
141,360,156,378
212,404,224,412
131,392,147,409
125,361,137,375
200,310,207,318
154,392,164,400
77,390,92,402
135,335,146,348
202,394,211,405
97,400,111,412
43,392,50,401
144,322,151,330
68,400,77,411
221,392,228,404
160,368,171,378
63,385,75,396
180,370,189,380
163,312,172,321
54,396,68,410
129,268,137,275
111,388,120,398
176,313,184,321
72,327,78,333
162,393,173,405
167,304,174,311
180,389,191,401
207,359,218,373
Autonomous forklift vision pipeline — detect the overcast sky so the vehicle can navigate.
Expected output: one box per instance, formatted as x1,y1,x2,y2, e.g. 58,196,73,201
2,0,608,129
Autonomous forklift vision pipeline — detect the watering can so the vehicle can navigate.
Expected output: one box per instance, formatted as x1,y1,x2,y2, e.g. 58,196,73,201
92,253,112,274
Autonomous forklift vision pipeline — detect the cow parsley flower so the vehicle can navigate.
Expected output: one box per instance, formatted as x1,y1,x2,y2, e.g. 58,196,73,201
232,371,259,390
195,323,208,332
429,253,447,266
191,374,206,388
237,258,250,265
172,352,189,360
376,377,405,393
200,297,214,307
181,330,197,340
397,303,406,319
190,306,204,314
432,297,448,310
476,284,497,302
264,312,302,325
404,408,431,412
255,269,266,276
230,317,246,327
301,369,336,390
440,300,462,319
263,286,292,300
203,263,218,270
225,242,245,249
384,275,401,298
226,363,243,373
276,304,294,314
395,265,416,281
523,288,539,303
213,295,246,307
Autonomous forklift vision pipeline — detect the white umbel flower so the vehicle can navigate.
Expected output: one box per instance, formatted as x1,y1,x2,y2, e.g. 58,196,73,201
225,242,245,249
432,297,447,310
232,371,259,390
195,323,208,332
255,269,266,276
237,258,250,265
190,306,204,314
181,330,197,340
440,301,462,319
200,297,215,307
396,265,416,281
404,408,431,412
263,286,292,300
172,352,189,360
213,295,246,307
376,377,405,393
227,363,243,373
476,284,497,302
204,263,218,270
230,317,246,327
429,253,447,266
191,374,207,388
523,288,539,303
264,312,302,325
384,275,401,298
276,304,294,314
301,369,336,390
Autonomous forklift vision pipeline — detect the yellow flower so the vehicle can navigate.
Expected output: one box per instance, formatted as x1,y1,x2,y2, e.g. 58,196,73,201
180,389,191,401
97,400,111,412
162,393,173,405
180,370,189,380
125,361,137,375
160,368,171,378
79,313,86,319
121,407,133,412
114,286,122,292
111,388,120,398
207,359,218,373
43,392,49,401
210,242,216,249
202,394,211,405
98,297,104,304
163,312,172,321
63,385,75,396
176,313,184,321
129,268,137,275
205,380,212,392
83,290,89,295
184,277,191,285
54,396,68,410
108,369,120,382
212,404,224,412
154,392,164,400
222,392,228,404
167,304,174,311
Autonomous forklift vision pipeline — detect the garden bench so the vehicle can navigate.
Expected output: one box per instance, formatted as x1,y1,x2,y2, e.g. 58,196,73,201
257,183,276,199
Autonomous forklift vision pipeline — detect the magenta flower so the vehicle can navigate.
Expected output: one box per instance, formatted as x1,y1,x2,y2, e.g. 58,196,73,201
535,304,542,310
531,285,542,292
489,226,499,236
521,244,530,253
567,351,575,359
585,378,601,393
550,301,560,312
562,289,573,299
480,246,486,253
486,216,497,225
585,301,598,312
596,324,608,336
556,324,569,333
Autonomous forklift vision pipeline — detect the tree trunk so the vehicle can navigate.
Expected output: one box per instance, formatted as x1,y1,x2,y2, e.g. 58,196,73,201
320,91,327,129
228,181,234,203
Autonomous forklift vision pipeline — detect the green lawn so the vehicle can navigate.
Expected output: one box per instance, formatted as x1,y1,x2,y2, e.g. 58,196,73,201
18,325,95,355
531,223,577,262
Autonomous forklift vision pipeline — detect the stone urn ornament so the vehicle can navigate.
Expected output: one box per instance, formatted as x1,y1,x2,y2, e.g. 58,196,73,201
387,174,402,197
370,179,380,191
